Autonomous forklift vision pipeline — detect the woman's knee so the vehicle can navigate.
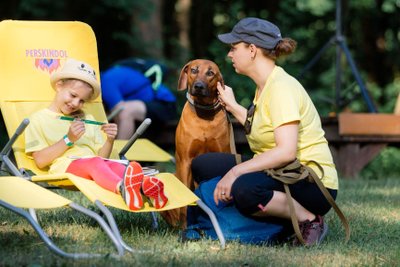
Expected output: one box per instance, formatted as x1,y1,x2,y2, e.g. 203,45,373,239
231,179,250,203
191,154,209,183
192,153,235,183
191,153,209,173
231,173,274,215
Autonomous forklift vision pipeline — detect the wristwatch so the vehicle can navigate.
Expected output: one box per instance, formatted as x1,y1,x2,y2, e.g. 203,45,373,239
63,135,74,147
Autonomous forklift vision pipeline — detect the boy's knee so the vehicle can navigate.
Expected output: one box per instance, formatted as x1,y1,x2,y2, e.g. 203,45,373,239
87,156,103,165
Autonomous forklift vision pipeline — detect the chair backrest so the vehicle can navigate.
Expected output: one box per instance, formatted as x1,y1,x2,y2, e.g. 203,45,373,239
0,20,101,102
0,20,107,174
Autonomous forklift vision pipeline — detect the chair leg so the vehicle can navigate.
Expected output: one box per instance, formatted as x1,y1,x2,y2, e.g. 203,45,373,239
0,200,122,259
94,200,132,251
196,199,226,249
29,208,38,222
69,202,124,256
94,200,148,254
151,211,159,230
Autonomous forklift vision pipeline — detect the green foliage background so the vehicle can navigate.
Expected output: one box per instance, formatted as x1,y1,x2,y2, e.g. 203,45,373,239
1,0,398,114
1,0,400,177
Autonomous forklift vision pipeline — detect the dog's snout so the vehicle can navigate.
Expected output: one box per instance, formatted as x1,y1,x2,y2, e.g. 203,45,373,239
190,81,210,97
194,81,206,90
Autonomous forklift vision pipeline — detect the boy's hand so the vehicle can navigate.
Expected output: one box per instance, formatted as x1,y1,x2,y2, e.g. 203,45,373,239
67,120,85,142
101,123,118,141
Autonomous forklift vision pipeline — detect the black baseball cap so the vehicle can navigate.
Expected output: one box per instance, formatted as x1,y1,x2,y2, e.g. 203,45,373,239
218,17,282,49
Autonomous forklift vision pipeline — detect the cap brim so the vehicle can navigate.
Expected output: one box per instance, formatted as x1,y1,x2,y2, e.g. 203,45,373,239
218,32,242,44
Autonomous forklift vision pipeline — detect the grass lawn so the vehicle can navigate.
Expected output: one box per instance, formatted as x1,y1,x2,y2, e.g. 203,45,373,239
0,176,399,267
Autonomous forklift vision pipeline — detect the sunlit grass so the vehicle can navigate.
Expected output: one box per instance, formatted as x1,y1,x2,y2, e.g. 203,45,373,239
1,177,399,266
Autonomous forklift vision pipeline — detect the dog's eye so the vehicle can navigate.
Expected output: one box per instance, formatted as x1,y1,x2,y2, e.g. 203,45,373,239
190,68,198,74
206,70,215,77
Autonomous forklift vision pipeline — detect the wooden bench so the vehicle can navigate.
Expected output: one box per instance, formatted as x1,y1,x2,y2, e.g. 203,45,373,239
329,95,400,177
323,114,400,178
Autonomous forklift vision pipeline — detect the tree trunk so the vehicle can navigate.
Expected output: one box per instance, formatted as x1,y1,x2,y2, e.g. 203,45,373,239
131,0,164,59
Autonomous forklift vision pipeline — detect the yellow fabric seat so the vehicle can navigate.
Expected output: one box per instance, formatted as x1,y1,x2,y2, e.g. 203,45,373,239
113,139,173,162
0,176,71,208
0,175,133,258
31,172,194,212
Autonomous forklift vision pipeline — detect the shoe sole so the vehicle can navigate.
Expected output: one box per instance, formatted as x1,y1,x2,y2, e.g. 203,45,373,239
142,176,168,209
123,162,144,210
316,223,329,245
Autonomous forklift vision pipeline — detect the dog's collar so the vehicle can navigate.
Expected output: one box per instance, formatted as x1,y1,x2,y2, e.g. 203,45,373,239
186,92,221,111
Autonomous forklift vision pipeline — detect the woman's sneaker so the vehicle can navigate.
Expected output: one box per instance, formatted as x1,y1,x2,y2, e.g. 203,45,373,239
121,161,144,210
142,176,168,209
293,215,328,246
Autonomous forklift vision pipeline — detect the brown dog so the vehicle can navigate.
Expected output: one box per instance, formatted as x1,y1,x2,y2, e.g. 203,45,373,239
162,59,232,228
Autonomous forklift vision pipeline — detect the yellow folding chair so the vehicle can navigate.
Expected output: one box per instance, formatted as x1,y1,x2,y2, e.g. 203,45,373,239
0,176,124,258
0,19,226,251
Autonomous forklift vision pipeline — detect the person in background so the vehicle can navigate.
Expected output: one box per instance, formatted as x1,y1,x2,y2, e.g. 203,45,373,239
101,60,176,139
191,17,338,246
25,58,168,210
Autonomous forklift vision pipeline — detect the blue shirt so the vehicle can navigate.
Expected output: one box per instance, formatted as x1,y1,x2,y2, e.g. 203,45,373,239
101,65,176,110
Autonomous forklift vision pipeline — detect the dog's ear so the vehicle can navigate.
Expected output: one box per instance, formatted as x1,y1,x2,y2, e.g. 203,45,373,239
217,71,225,89
178,61,191,91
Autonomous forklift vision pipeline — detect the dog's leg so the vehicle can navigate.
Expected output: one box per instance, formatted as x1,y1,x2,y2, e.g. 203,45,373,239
160,153,192,229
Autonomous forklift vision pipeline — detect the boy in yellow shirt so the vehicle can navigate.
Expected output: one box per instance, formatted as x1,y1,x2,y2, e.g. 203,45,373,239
25,58,168,210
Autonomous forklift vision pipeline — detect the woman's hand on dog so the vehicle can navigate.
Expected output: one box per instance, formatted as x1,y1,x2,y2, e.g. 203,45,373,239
217,82,248,125
217,82,236,111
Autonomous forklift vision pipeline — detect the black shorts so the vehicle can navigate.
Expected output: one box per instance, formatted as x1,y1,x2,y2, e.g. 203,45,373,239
191,152,337,216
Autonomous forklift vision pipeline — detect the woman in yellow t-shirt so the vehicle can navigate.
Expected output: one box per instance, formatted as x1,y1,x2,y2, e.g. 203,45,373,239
191,17,338,246
25,58,167,210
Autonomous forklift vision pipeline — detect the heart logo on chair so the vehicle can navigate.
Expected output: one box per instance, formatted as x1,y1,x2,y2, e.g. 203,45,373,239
35,58,61,74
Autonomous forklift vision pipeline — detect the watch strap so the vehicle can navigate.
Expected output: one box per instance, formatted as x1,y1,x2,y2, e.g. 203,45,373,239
63,135,74,147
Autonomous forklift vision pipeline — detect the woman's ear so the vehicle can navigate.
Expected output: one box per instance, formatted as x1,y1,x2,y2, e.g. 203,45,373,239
249,44,257,60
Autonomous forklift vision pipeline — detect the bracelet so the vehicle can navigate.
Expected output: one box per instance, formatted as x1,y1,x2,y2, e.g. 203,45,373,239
63,135,74,147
